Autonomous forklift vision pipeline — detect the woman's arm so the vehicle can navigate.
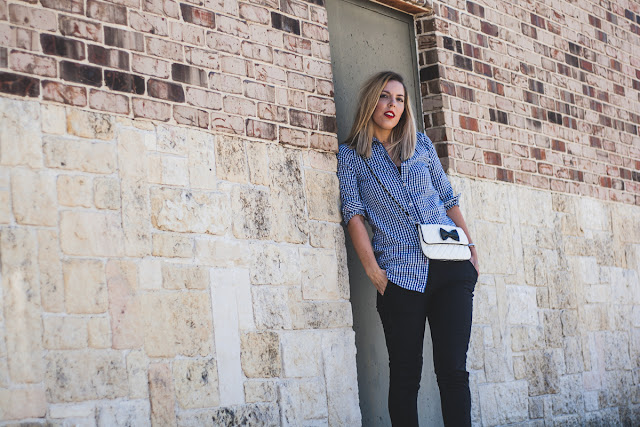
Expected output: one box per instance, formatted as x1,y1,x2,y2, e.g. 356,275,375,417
447,205,479,274
347,215,388,295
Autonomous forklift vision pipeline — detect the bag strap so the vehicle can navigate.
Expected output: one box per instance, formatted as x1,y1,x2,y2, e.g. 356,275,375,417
363,158,418,226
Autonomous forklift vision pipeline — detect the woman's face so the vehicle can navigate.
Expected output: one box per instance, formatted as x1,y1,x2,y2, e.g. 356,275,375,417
371,80,405,139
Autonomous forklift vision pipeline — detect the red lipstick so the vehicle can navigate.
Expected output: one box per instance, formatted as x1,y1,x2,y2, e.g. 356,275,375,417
384,111,395,118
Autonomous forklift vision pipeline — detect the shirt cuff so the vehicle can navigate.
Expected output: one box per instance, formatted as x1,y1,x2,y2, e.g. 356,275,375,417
342,202,366,225
442,193,461,211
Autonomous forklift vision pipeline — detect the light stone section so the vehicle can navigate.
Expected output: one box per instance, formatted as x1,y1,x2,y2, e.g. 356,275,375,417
450,176,640,426
0,102,361,425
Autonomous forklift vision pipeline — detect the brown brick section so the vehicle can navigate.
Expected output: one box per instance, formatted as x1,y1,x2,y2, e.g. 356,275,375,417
417,1,640,205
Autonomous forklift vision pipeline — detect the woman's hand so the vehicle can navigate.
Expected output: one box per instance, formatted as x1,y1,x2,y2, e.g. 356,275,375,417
368,267,388,295
470,247,479,275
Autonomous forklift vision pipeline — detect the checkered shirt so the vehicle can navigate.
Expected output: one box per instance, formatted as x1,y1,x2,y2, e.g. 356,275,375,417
337,132,460,293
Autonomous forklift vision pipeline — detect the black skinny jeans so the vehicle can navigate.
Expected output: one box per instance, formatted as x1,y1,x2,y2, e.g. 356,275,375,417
376,259,478,427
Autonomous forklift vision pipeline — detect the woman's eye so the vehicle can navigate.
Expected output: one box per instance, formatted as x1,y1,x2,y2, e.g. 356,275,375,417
380,94,388,98
397,98,404,103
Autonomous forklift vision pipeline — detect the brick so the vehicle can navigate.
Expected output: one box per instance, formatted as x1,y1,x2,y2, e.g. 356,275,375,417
209,72,242,93
271,11,300,35
41,34,86,60
244,80,275,102
133,97,171,121
185,46,219,69
105,26,144,51
90,89,130,114
59,16,102,42
146,37,183,61
9,50,57,77
144,0,180,18
88,44,130,70
310,132,337,152
257,102,286,122
42,80,87,106
41,0,83,13
224,95,256,116
247,119,276,140
9,4,57,31
241,40,273,62
220,55,249,75
303,57,331,78
130,10,168,36
287,71,314,91
307,96,334,114
210,111,244,134
319,115,336,132
60,60,102,87
174,105,209,128
290,109,316,129
0,47,7,68
148,78,185,102
186,86,222,109
302,22,328,42
0,71,39,97
216,15,250,38
132,54,170,78
239,3,270,24
280,126,307,147
460,116,478,131
87,0,127,25
310,6,326,25
172,63,207,87
206,31,242,54
274,50,303,71
169,21,205,45
181,4,216,28
254,63,287,85
280,0,308,18
105,70,145,94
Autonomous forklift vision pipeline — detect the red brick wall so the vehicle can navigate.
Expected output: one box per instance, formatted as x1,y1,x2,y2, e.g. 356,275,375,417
417,0,640,206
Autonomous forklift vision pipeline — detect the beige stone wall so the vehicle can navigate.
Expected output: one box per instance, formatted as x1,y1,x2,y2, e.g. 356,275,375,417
452,175,640,425
0,96,360,425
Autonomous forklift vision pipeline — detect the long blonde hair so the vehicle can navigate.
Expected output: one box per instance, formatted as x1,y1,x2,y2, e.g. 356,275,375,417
344,71,417,163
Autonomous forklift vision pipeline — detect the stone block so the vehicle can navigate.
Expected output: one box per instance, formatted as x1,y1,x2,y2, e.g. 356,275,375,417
43,316,88,349
269,146,307,243
94,176,121,209
304,170,341,222
64,259,108,314
216,135,248,183
88,317,111,349
0,386,46,420
44,136,117,173
0,97,42,167
38,229,65,313
303,150,337,172
517,186,553,228
49,402,95,419
162,263,208,289
577,197,610,231
291,301,353,329
240,331,281,378
173,358,219,409
151,187,230,235
308,221,337,248
279,379,328,425
176,403,279,426
246,140,270,185
96,400,150,426
300,247,339,300
57,174,93,207
478,381,528,426
544,310,563,348
252,286,292,329
186,127,217,190
510,326,544,352
147,153,190,186
551,374,585,416
244,380,276,403
11,168,57,226
321,329,361,426
152,233,193,258
474,219,517,274
250,243,300,285
141,291,213,357
45,350,127,402
138,257,162,289
66,108,114,140
107,260,143,349
1,227,44,383
467,325,484,370
195,237,250,267
280,331,321,377
231,185,271,239
42,103,67,135
0,190,10,224
126,350,149,399
60,210,125,256
148,363,177,427
523,350,560,396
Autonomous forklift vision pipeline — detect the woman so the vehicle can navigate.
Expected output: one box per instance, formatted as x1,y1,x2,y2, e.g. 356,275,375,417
337,71,479,426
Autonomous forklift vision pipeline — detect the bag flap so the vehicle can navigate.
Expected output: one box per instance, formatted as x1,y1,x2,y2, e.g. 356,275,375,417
419,224,469,245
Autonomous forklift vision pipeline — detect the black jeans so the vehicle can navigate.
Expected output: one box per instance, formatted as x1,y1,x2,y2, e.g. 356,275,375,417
376,260,478,427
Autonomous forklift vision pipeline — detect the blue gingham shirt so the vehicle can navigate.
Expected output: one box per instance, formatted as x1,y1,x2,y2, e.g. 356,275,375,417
337,132,460,293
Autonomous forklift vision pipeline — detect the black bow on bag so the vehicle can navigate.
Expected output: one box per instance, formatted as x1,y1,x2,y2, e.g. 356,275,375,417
439,228,460,242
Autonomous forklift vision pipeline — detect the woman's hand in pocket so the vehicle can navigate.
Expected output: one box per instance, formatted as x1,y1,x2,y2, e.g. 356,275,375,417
368,267,388,295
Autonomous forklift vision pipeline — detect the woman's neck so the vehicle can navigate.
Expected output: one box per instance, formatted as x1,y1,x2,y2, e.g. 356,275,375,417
373,129,392,145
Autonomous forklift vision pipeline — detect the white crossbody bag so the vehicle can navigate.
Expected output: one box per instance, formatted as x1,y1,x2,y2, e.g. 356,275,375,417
363,159,471,261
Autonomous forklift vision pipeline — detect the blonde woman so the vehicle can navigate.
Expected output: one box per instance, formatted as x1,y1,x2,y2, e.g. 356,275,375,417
337,71,479,426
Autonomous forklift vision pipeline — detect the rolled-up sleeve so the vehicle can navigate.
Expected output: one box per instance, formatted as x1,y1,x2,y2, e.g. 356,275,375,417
337,145,366,225
424,134,460,210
